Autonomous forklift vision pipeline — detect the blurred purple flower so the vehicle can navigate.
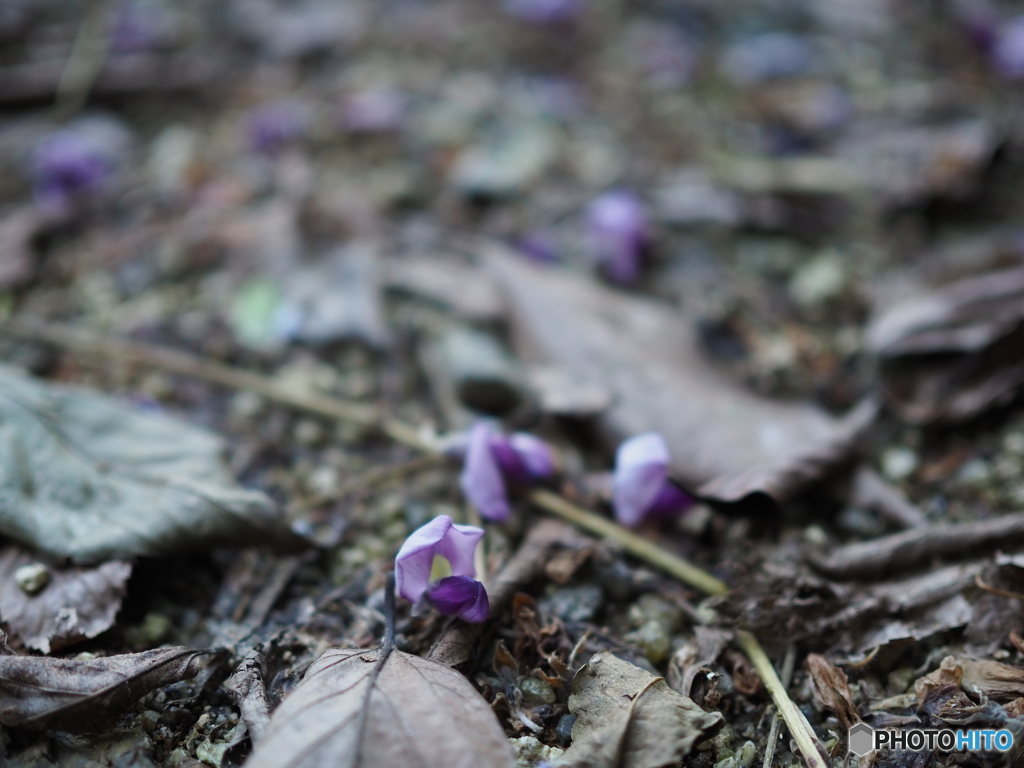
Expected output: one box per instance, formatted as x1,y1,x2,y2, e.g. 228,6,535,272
339,88,407,133
613,433,692,528
585,189,649,285
501,0,583,24
459,422,555,521
108,2,173,54
992,16,1024,78
243,100,311,154
721,32,814,85
395,515,489,622
31,131,113,211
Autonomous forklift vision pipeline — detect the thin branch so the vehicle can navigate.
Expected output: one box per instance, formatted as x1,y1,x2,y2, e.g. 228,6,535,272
54,0,111,116
762,644,796,768
735,630,825,768
527,489,729,596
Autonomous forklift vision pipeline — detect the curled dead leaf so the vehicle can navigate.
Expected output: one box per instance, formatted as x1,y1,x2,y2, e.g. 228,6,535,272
560,652,722,768
0,645,204,731
915,655,1024,706
805,654,859,729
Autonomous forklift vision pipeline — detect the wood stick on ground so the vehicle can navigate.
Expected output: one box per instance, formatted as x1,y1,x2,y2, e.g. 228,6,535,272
762,644,796,768
852,466,927,529
809,511,1024,579
54,0,111,116
528,489,729,596
1,318,423,449
736,630,826,768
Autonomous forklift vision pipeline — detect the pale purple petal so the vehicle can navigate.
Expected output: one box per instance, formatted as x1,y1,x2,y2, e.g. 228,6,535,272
509,433,554,479
613,433,670,528
993,16,1024,78
31,131,113,210
244,101,310,154
427,575,490,623
339,88,406,132
394,515,484,603
585,190,648,285
461,423,512,521
501,0,582,24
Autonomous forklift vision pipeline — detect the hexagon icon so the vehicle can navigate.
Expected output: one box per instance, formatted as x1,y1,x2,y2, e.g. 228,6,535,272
848,723,874,756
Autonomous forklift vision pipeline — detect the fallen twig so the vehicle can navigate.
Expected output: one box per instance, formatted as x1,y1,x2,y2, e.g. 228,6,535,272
1,318,422,448
54,0,110,116
762,644,796,768
808,511,1024,579
736,630,826,768
528,489,729,596
851,466,927,529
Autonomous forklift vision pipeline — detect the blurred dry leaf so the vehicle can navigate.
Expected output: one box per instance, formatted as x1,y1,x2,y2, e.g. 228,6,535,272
916,656,1024,706
246,647,515,768
0,548,131,653
561,652,722,768
0,364,290,562
0,643,203,731
868,265,1024,425
384,255,505,322
484,243,874,505
806,654,859,729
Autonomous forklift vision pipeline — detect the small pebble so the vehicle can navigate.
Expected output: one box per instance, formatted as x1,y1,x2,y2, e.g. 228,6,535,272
736,740,757,768
626,619,672,664
628,593,683,633
519,677,555,705
509,735,564,768
15,563,51,595
556,713,576,745
539,584,603,623
881,446,918,482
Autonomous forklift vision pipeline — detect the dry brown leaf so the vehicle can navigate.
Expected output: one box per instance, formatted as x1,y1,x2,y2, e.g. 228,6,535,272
915,655,1024,706
0,644,203,731
867,265,1024,425
484,243,873,505
384,254,505,322
560,652,722,768
246,647,515,768
0,548,131,653
806,654,859,729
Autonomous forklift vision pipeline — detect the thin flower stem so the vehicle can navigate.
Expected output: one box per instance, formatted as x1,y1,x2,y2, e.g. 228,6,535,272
527,489,729,596
735,630,825,768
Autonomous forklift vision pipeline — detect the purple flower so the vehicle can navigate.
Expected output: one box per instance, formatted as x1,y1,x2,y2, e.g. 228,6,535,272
395,516,489,623
338,88,407,133
459,423,555,521
585,190,649,285
518,230,559,263
613,433,692,528
107,2,174,54
500,0,583,24
992,16,1024,78
31,131,114,211
243,100,311,154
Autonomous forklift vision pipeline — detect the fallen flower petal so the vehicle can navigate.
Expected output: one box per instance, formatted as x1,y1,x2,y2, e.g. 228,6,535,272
244,100,311,154
31,132,113,211
461,423,512,521
426,575,490,623
613,432,686,527
585,189,649,285
509,432,555,479
394,515,484,604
